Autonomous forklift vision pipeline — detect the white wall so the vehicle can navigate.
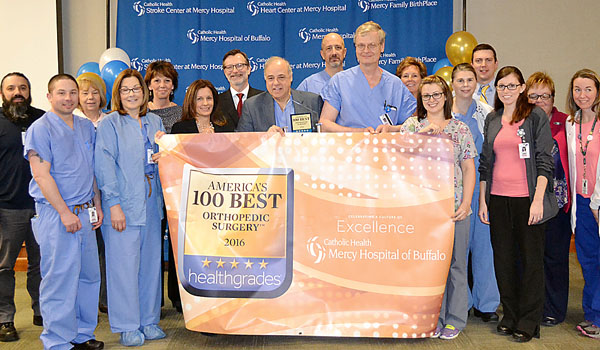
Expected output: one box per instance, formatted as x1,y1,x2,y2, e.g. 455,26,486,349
0,1,59,111
466,0,600,112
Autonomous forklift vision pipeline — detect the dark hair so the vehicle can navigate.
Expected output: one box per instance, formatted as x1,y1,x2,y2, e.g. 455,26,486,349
222,49,250,65
451,63,477,81
471,43,497,63
566,69,600,122
181,79,227,126
111,69,149,117
493,66,534,124
47,74,78,93
416,75,453,120
395,57,427,78
144,60,179,101
1,72,31,91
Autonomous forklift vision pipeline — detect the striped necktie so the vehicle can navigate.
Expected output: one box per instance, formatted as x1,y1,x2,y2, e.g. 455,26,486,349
479,85,489,104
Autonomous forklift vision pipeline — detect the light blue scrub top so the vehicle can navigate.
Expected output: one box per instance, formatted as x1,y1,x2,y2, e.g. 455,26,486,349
94,111,165,226
297,70,331,96
321,65,417,129
274,98,295,131
452,100,483,185
24,112,96,206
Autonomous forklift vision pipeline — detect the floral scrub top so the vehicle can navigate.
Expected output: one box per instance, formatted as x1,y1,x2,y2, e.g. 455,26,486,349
401,116,477,211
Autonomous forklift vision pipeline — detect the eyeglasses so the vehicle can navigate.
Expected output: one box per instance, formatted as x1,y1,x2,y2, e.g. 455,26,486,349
528,93,553,101
422,92,444,101
119,86,143,95
223,63,249,71
355,43,379,51
496,83,521,91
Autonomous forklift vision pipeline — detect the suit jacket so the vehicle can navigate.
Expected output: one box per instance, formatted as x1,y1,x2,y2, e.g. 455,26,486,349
236,89,323,132
218,86,262,128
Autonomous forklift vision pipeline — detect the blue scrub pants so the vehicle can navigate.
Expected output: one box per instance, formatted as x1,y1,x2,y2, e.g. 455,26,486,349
32,202,100,350
438,217,470,330
466,188,500,313
103,176,161,333
574,195,600,327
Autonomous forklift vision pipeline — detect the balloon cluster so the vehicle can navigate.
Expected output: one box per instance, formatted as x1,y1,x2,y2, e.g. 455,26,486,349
434,31,478,89
76,48,131,110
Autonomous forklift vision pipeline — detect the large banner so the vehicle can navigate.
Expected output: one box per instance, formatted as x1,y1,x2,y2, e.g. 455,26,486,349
117,0,452,103
157,132,455,338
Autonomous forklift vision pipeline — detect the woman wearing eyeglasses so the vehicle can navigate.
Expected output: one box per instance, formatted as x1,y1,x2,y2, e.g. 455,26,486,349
171,79,234,134
524,72,572,328
95,69,166,347
144,60,181,133
565,69,600,340
401,75,477,340
479,66,557,342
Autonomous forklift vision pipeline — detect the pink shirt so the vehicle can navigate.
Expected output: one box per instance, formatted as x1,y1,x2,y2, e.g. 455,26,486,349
491,119,529,197
575,119,600,198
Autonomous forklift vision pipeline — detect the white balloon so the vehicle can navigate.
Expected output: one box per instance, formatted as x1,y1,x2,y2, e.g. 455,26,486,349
99,48,131,71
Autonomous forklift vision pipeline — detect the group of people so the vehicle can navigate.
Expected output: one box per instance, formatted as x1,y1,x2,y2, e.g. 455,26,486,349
0,19,599,349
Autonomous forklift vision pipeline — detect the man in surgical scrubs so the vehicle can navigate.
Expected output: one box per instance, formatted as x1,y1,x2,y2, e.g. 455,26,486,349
319,21,416,132
24,74,104,350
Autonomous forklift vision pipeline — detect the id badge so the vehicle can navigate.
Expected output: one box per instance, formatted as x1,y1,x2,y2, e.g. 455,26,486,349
147,149,156,164
379,113,392,125
583,179,589,195
21,131,26,145
519,143,530,159
289,113,312,133
88,207,98,224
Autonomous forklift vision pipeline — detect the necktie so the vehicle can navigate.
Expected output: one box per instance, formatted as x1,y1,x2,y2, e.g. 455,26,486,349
480,85,489,104
236,93,244,117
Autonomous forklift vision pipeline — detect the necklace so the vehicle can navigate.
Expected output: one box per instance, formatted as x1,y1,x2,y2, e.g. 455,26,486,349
195,119,214,133
578,112,598,193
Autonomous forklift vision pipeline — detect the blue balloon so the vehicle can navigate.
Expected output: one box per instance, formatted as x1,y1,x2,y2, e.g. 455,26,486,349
76,62,100,77
432,58,452,74
101,60,129,98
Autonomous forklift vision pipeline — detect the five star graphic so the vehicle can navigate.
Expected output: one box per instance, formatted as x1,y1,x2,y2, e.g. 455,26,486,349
201,257,268,270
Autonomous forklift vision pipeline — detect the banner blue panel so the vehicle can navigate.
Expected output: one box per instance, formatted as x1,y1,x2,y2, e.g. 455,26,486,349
118,0,452,104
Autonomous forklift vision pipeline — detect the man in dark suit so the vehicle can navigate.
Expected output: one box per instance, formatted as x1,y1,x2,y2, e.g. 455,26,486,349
218,49,262,128
237,57,323,133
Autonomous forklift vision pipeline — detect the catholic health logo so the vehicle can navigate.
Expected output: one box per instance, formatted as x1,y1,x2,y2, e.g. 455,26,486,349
307,236,326,264
247,57,260,72
358,0,416,11
298,28,354,44
130,58,144,71
133,1,145,16
247,1,260,15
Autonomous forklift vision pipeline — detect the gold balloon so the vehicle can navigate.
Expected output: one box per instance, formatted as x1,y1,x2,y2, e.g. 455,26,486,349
435,66,453,90
445,31,478,66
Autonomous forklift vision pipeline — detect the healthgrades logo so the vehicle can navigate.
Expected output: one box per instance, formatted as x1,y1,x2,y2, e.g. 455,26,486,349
133,1,145,16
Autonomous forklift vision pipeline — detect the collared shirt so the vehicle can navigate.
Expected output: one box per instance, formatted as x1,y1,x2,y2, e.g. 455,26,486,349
273,97,295,131
231,85,250,108
475,80,496,108
95,111,165,226
297,70,332,96
321,65,416,129
24,111,96,206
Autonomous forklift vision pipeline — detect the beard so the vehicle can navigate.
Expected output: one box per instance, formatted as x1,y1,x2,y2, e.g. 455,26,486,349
2,94,32,122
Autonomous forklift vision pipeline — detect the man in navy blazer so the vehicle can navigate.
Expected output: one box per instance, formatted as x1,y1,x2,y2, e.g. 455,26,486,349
218,49,263,128
237,56,323,133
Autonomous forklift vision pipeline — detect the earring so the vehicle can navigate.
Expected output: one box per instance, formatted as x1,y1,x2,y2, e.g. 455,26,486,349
149,90,154,101
170,90,174,101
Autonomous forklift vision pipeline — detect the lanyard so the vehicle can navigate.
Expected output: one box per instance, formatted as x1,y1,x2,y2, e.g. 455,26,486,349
578,115,598,179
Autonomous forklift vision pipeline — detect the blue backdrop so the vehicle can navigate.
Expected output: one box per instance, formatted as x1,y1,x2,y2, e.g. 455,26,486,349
117,0,452,104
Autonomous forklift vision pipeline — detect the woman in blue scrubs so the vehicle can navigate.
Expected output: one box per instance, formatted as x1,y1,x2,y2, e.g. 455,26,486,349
95,69,166,347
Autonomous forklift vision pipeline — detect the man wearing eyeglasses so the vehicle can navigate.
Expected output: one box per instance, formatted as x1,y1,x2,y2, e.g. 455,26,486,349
319,21,416,132
24,74,104,350
297,33,347,96
218,49,263,128
472,44,498,107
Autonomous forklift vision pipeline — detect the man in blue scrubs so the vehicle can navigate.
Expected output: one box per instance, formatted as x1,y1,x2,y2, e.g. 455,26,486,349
319,21,416,132
24,74,104,350
297,33,347,96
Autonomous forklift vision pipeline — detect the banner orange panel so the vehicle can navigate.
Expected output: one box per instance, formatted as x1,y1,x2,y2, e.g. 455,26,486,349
157,132,454,338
